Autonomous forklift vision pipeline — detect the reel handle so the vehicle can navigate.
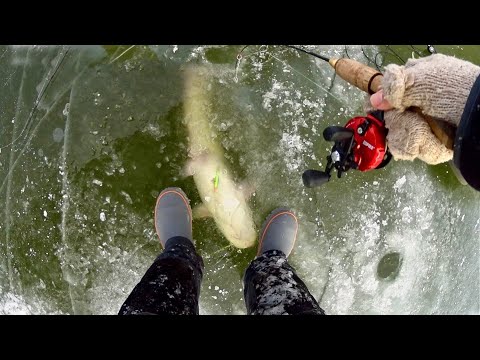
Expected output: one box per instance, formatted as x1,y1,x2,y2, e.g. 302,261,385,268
302,169,331,188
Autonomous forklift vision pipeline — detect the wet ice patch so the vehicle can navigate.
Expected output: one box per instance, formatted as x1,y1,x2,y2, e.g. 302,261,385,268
319,167,474,314
257,74,327,179
262,80,286,111
401,206,412,223
142,123,165,141
0,293,33,314
53,128,64,142
0,291,60,315
279,132,313,172
120,191,133,204
393,175,406,190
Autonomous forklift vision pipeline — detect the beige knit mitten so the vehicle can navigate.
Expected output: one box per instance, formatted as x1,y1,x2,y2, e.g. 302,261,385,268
382,54,480,126
383,110,453,164
364,96,453,164
366,54,480,164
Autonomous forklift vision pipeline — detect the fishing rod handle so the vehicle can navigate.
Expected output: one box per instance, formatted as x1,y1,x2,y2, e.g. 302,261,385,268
329,58,383,94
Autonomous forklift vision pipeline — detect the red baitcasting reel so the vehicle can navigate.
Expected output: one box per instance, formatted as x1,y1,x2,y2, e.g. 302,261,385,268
302,110,392,188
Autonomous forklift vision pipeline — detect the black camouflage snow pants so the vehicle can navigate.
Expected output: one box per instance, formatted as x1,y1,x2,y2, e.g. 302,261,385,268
119,237,325,315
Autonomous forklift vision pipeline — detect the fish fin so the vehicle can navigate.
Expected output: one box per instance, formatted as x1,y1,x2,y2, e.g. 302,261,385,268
182,158,196,178
192,203,212,219
182,153,211,178
238,180,256,200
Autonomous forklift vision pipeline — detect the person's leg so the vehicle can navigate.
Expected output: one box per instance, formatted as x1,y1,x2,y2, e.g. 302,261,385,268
119,188,204,315
243,208,325,315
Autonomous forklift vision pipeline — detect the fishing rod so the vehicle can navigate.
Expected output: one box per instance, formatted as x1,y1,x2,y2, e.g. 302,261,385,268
284,45,330,62
283,45,454,150
235,45,455,188
282,45,457,187
237,45,453,150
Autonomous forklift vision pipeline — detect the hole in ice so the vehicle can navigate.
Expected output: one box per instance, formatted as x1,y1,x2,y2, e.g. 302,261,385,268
377,252,402,281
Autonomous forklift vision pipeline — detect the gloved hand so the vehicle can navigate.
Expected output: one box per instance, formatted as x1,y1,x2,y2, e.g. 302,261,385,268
367,54,480,164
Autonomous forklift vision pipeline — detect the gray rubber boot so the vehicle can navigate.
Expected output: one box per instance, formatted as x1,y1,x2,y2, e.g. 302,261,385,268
154,187,193,248
257,208,298,257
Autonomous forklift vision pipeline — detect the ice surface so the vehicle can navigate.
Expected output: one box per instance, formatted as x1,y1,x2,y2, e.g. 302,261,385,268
0,45,478,315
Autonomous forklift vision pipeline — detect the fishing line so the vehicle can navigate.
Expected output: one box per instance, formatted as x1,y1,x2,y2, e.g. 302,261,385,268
0,48,8,62
235,44,439,113
235,45,344,103
409,45,423,57
234,45,269,83
109,45,136,64
0,49,27,97
268,53,344,103
360,46,377,67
